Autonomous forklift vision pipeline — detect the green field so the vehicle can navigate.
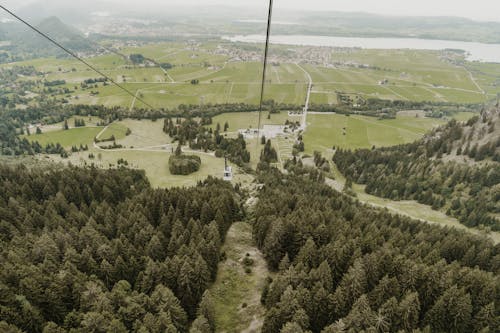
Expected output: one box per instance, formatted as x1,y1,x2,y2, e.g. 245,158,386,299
97,123,129,141
22,127,102,148
5,42,500,109
210,111,295,131
25,116,253,188
452,111,477,122
303,113,446,153
210,222,268,332
51,149,253,188
112,119,172,148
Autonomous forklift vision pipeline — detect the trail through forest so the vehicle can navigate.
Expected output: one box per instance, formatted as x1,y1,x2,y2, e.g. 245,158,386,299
210,222,269,333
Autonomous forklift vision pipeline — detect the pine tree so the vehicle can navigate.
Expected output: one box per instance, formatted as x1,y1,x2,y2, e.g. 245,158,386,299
198,291,216,332
280,322,310,333
343,294,375,331
425,285,472,332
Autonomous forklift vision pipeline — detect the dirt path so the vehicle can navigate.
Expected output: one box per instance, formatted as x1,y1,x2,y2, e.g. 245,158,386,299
159,65,175,83
463,66,485,95
210,222,269,333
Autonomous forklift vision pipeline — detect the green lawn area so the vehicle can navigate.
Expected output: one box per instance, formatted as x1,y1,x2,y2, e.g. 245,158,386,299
22,127,102,148
209,111,295,132
451,112,476,122
50,148,253,189
113,119,172,148
90,150,225,188
303,114,445,153
98,123,129,141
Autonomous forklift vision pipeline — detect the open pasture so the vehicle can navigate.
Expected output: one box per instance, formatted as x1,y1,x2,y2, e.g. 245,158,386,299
22,127,102,148
49,148,252,188
209,111,296,132
302,113,446,153
113,119,172,148
97,122,129,141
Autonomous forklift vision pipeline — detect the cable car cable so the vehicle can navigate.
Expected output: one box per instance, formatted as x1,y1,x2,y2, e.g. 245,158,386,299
257,0,274,140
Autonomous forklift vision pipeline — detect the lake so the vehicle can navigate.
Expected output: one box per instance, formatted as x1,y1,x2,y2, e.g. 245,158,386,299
224,34,500,63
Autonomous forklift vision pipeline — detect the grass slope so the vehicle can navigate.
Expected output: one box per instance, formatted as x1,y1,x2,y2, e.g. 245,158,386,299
210,222,268,332
303,114,445,153
22,127,101,148
326,162,500,244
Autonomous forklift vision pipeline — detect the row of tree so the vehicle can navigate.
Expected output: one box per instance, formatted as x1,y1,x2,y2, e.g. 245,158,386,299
308,99,482,119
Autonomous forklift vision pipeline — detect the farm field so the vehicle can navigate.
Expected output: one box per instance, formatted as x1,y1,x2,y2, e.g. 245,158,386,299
112,119,172,148
5,41,500,109
97,122,129,141
451,111,477,121
43,146,253,188
302,113,446,153
21,110,468,177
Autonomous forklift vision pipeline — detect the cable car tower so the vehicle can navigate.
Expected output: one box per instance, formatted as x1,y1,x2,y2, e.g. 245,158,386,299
223,157,233,181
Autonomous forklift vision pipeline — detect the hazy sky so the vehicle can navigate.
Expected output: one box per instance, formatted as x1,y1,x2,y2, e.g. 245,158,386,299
2,0,500,22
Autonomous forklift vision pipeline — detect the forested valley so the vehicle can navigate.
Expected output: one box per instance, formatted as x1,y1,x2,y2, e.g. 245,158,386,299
0,133,499,332
2,0,500,330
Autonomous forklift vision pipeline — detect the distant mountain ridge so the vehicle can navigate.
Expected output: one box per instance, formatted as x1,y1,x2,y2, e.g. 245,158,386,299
268,12,500,44
0,16,99,60
7,0,500,44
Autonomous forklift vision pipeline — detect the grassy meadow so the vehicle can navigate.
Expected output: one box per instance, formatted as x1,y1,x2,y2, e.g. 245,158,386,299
303,113,446,153
22,127,102,148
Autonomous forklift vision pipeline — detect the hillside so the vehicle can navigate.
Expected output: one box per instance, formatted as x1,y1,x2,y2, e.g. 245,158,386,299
334,108,500,231
271,12,500,44
1,16,98,60
254,168,498,333
432,108,500,163
8,0,500,43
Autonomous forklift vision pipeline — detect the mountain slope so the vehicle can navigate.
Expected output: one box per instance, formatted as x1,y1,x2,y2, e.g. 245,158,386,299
2,16,98,59
435,108,500,162
334,109,500,230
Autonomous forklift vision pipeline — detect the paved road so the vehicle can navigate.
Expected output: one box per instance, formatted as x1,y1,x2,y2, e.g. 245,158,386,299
295,63,313,131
